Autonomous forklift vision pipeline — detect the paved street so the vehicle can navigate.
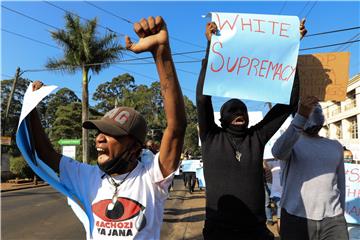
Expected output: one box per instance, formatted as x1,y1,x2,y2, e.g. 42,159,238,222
1,178,204,240
1,186,84,240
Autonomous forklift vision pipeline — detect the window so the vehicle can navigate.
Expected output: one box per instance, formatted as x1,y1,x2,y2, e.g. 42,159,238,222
331,102,341,116
349,117,358,139
335,122,342,139
345,90,357,111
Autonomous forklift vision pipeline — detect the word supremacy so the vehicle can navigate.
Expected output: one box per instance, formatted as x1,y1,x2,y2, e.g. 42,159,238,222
208,13,298,82
210,42,296,81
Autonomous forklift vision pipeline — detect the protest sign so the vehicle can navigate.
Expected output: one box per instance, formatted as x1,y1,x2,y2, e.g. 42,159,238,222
181,160,202,172
204,12,300,104
298,52,350,101
345,163,360,224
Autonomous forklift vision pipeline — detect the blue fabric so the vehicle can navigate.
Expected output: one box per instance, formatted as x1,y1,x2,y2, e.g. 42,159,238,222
16,115,94,237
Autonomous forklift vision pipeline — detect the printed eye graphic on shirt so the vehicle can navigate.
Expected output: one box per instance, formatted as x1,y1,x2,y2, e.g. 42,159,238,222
92,197,145,222
92,197,147,237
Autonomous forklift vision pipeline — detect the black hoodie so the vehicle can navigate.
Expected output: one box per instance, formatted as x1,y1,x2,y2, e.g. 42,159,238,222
196,43,299,235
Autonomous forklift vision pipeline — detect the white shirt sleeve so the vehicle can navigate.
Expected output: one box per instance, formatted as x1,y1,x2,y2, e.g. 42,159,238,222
143,152,175,197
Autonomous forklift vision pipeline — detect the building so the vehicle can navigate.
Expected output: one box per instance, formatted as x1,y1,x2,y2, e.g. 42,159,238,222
320,74,360,160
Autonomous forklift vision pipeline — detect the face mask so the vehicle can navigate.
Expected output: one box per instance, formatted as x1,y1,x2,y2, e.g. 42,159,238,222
220,99,249,130
98,147,134,175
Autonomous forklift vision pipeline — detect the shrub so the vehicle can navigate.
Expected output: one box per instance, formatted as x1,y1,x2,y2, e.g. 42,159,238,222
9,156,33,178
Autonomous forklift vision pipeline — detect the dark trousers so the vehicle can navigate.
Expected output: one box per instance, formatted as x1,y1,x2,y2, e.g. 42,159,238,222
184,172,196,192
203,221,274,240
281,208,349,240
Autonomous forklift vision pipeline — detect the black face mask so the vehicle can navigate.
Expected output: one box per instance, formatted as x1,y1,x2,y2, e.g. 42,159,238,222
97,147,134,175
220,99,249,134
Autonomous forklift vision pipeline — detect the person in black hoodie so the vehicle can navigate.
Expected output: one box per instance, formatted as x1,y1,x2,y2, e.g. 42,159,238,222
197,20,307,240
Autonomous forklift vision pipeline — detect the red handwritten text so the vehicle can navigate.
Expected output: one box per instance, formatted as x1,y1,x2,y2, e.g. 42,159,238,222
210,41,296,81
215,13,291,38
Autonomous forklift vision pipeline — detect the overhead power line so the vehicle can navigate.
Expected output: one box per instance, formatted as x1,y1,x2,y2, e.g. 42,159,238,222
297,1,311,16
300,39,360,51
43,1,128,38
279,1,288,14
304,1,318,18
334,33,360,52
2,5,59,30
305,26,360,37
43,1,199,62
84,1,133,24
1,28,60,49
4,25,360,62
1,73,14,79
83,1,203,49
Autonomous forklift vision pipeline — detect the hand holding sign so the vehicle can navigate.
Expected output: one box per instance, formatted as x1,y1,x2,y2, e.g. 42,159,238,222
300,19,307,40
32,80,44,92
205,22,218,42
203,12,301,104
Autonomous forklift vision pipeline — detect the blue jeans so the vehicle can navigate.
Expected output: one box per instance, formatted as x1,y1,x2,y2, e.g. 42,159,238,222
264,183,272,221
280,208,349,240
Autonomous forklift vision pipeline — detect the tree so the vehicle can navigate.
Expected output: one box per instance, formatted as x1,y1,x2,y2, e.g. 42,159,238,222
183,96,201,156
46,13,123,163
1,78,31,156
92,76,200,154
93,73,135,113
44,88,80,130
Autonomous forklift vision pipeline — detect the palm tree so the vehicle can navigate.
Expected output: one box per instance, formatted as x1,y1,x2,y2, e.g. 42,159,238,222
46,13,123,163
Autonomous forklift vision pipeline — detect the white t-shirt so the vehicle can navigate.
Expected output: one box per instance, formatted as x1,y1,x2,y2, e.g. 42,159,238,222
60,153,174,240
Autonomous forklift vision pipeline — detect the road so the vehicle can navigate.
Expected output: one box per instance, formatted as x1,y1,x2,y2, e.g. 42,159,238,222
1,178,205,240
1,186,85,240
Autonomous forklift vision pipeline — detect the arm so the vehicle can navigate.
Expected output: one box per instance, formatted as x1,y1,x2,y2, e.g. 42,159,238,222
336,152,346,211
271,96,318,161
196,22,217,141
126,16,186,177
28,81,61,172
256,69,300,144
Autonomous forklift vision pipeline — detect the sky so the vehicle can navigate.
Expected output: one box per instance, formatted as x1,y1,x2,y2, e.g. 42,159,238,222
1,0,360,113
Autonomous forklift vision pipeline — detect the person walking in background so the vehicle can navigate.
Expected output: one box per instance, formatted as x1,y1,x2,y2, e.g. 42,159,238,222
272,96,348,240
264,158,282,234
263,160,273,225
343,146,355,164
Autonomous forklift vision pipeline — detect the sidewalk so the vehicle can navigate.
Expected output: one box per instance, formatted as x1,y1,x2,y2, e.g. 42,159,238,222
1,180,48,192
160,178,280,240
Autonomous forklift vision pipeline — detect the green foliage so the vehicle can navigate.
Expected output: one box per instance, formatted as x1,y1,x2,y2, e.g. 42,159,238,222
44,88,80,129
183,97,201,156
46,13,123,74
1,78,32,156
92,76,200,153
93,73,135,113
46,13,124,162
10,156,33,178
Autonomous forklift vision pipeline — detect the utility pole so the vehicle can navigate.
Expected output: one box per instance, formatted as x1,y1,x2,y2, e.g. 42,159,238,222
5,67,21,121
2,67,22,180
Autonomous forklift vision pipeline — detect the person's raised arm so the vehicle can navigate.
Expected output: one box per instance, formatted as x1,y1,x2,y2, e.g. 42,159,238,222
196,22,217,141
126,16,186,177
28,81,61,172
272,96,318,161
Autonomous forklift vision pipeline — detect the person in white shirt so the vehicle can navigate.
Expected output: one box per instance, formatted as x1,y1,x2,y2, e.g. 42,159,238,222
28,16,186,240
